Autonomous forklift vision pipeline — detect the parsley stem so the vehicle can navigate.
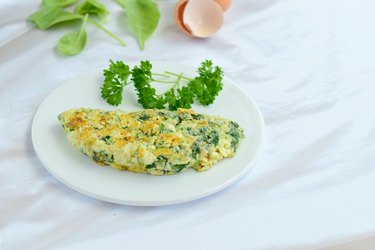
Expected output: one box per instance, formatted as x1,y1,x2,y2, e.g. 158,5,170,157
173,73,183,89
151,78,176,84
156,73,183,97
152,72,185,84
164,71,193,81
153,73,170,78
88,18,126,46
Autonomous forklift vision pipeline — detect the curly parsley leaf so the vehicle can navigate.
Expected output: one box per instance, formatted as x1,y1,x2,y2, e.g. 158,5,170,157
164,86,194,110
131,61,166,109
101,60,131,106
189,60,223,106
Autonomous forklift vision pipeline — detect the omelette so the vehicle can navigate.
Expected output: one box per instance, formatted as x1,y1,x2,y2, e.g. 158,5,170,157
58,108,244,175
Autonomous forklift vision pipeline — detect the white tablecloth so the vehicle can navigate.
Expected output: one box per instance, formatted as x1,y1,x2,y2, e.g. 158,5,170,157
2,0,375,249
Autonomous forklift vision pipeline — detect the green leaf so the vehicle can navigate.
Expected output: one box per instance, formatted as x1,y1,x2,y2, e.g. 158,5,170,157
131,61,166,108
56,14,88,55
189,60,224,106
42,0,80,7
56,31,87,55
101,60,131,106
115,0,126,8
122,0,160,50
28,6,83,30
164,86,194,110
75,0,109,22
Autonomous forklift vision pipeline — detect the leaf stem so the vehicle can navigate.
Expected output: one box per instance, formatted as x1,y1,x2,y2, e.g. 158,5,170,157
164,71,193,81
78,14,88,40
151,78,176,84
153,73,170,78
88,18,126,46
156,73,183,97
152,72,186,84
172,73,183,89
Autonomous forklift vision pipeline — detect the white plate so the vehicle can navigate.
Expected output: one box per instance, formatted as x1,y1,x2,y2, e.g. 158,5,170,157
32,62,265,206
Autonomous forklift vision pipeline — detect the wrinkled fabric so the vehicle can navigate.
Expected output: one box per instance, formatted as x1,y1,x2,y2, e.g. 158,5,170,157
1,0,375,249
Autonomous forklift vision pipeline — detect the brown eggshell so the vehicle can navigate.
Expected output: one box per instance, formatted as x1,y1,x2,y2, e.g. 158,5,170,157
182,0,224,38
214,0,232,12
174,0,194,36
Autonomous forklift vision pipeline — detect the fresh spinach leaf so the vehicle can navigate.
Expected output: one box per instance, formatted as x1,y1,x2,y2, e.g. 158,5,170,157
121,0,160,50
115,0,126,8
42,0,79,7
75,0,109,22
28,6,83,30
57,14,88,55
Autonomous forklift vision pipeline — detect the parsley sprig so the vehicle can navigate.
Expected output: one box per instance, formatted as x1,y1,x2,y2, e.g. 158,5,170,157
101,60,131,106
101,60,224,110
131,61,166,109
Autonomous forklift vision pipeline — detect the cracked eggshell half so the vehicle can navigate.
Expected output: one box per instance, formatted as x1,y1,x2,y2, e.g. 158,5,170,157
174,0,224,38
214,0,232,12
174,0,193,36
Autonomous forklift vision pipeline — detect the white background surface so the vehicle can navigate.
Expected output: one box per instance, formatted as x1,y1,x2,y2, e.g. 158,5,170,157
1,0,375,249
